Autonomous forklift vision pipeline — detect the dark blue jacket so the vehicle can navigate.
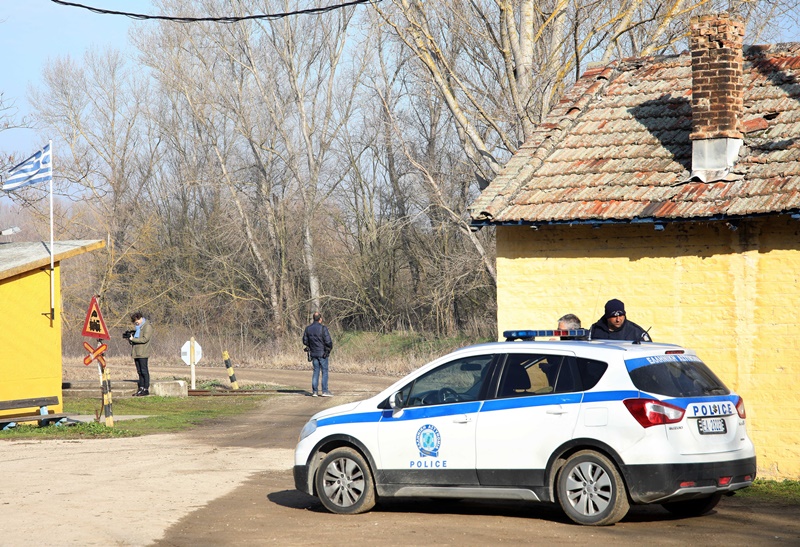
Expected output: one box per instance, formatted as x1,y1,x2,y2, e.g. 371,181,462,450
590,317,652,342
303,321,333,358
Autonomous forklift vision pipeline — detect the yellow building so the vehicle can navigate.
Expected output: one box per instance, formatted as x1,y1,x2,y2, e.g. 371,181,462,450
0,239,104,420
470,16,800,478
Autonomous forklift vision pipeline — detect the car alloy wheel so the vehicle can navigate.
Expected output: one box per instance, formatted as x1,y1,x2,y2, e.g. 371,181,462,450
557,450,630,525
315,447,376,514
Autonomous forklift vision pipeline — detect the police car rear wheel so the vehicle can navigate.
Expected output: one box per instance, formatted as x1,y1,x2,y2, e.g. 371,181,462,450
557,450,629,526
316,447,376,514
661,493,722,517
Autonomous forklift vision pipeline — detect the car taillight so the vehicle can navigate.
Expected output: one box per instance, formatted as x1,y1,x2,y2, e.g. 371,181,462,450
735,396,746,419
623,398,685,428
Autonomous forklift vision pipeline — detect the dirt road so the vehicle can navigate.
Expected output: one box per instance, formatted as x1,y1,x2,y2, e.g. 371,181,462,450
157,396,800,547
3,363,799,546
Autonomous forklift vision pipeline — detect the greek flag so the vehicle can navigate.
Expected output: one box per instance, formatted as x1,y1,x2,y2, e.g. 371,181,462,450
3,142,52,191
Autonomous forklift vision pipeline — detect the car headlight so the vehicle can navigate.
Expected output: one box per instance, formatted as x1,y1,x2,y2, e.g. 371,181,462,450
299,418,317,441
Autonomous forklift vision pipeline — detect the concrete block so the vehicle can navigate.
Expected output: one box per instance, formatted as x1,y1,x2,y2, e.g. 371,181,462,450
151,380,188,397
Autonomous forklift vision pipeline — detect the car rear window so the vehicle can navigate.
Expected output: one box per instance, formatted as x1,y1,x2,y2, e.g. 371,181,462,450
628,359,729,398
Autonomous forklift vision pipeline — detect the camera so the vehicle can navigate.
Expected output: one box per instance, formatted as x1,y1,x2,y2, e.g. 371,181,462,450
304,346,312,362
122,330,135,340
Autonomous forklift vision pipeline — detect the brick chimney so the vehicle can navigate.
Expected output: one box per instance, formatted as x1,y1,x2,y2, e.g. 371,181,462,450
689,14,746,182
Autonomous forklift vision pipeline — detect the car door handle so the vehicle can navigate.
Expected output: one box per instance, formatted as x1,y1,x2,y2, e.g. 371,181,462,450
453,414,472,424
546,407,567,415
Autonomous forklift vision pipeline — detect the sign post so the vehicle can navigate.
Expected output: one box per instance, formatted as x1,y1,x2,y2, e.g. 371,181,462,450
181,338,202,390
82,296,113,427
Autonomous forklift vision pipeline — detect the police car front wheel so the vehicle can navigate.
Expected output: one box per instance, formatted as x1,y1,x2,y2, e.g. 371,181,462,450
315,447,376,514
557,450,630,526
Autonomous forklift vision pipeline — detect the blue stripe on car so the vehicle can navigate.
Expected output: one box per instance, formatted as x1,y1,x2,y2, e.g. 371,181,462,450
314,390,738,428
380,402,482,421
317,412,382,427
480,393,582,412
581,390,640,403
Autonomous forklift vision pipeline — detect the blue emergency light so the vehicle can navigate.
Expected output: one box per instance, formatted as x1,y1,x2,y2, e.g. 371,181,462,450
503,329,590,341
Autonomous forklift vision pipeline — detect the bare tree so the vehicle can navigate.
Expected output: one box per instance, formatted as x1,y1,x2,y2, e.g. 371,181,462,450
251,2,365,316
30,48,159,322
372,0,800,185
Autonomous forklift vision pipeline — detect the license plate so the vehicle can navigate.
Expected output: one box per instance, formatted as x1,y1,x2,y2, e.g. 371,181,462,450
697,417,727,435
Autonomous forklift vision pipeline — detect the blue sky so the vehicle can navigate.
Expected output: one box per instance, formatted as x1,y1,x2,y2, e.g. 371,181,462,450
0,0,153,155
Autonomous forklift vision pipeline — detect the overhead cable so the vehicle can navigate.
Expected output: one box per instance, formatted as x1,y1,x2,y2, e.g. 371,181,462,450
50,0,377,23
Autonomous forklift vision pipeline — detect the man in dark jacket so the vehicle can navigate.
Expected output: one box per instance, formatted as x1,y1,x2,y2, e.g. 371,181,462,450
590,299,652,342
303,312,334,397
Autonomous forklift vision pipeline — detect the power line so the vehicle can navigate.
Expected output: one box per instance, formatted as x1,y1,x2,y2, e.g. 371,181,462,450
50,0,377,23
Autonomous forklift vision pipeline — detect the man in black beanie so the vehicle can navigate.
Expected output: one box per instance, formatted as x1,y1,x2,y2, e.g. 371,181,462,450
590,299,651,342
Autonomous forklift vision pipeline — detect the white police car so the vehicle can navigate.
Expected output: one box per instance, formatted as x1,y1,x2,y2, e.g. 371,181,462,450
293,330,756,525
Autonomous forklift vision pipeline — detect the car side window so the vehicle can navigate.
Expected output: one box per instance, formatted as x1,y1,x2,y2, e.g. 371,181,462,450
576,357,608,390
499,354,582,398
404,355,494,407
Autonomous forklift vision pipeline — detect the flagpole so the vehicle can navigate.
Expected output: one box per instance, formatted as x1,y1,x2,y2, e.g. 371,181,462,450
49,139,54,322
2,141,55,322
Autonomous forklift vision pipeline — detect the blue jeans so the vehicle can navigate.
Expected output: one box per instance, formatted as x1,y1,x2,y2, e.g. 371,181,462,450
312,356,329,393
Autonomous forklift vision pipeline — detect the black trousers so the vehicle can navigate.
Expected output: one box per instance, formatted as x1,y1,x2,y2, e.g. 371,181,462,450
134,357,150,390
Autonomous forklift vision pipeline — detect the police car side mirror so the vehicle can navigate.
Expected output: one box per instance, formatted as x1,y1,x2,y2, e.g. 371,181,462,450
389,391,404,410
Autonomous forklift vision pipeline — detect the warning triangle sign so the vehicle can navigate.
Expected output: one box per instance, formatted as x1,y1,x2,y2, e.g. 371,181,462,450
82,295,110,339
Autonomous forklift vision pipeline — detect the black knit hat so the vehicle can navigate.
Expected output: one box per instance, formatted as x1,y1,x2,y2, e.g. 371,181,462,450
604,299,626,319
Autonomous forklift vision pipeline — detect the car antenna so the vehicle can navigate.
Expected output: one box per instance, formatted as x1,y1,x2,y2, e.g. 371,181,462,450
633,327,652,345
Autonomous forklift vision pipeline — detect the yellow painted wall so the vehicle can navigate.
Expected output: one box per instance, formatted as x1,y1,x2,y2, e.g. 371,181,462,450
497,218,800,479
0,264,63,417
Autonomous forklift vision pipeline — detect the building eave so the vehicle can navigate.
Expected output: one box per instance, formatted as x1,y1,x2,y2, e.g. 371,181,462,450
470,210,800,230
0,240,106,282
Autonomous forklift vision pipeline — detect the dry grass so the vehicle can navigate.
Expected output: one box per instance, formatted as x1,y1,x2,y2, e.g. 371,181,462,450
64,329,487,379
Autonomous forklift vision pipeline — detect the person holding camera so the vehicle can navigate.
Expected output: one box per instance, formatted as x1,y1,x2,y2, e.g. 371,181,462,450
127,311,153,396
302,312,333,397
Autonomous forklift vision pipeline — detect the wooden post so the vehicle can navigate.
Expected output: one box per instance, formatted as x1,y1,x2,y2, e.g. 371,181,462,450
96,344,113,427
190,336,196,390
85,340,113,427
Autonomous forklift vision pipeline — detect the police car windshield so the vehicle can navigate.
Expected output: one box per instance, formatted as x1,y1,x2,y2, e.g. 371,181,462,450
628,359,729,398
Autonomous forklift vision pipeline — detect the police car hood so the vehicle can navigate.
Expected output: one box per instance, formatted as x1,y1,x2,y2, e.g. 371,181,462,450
309,400,364,421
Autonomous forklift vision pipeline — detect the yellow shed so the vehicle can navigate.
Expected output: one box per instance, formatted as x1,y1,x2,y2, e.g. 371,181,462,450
470,16,800,478
0,239,104,421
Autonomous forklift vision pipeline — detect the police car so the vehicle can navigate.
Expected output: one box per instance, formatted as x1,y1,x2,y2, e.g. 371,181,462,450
293,330,756,525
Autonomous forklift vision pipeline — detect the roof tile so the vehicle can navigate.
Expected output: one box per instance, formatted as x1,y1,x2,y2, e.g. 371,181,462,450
471,43,800,224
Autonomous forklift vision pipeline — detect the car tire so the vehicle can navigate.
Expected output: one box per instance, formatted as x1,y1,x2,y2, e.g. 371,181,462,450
315,447,376,514
661,493,722,517
557,450,630,526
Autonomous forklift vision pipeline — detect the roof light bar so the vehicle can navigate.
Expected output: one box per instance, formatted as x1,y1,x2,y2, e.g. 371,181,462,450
503,329,590,341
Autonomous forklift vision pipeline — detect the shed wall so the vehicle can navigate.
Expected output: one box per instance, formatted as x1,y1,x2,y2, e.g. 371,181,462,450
497,218,800,478
0,265,63,417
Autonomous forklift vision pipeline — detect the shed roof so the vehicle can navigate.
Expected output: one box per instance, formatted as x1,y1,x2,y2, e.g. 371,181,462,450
469,43,800,226
0,240,105,282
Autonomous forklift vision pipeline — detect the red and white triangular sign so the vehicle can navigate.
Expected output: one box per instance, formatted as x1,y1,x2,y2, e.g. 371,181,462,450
82,295,110,339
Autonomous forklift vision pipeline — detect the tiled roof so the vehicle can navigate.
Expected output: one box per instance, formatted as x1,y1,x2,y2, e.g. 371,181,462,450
469,43,800,225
